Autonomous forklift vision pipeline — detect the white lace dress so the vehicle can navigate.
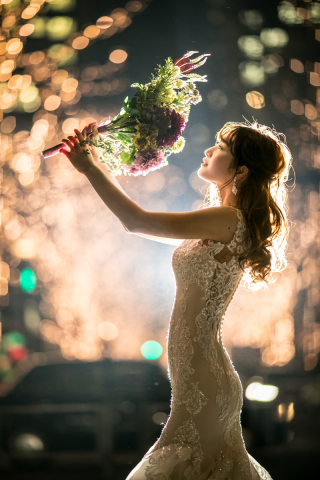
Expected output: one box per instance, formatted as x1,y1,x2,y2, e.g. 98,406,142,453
125,207,273,480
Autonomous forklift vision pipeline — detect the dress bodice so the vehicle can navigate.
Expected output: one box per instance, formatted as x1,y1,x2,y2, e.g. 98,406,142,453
171,207,251,344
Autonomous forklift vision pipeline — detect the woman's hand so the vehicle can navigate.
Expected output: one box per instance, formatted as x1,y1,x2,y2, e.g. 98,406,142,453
59,129,96,175
81,122,101,163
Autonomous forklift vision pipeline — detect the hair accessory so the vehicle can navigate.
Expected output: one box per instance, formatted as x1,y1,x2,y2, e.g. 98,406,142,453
232,175,238,195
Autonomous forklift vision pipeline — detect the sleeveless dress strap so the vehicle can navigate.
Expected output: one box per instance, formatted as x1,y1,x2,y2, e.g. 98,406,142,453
223,207,251,254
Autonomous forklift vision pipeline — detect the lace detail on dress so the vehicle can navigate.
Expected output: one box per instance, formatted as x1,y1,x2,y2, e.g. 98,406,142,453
247,453,273,480
183,382,209,416
168,315,195,413
125,208,273,480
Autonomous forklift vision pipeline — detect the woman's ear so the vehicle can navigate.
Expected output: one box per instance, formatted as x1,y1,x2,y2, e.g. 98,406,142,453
237,165,249,179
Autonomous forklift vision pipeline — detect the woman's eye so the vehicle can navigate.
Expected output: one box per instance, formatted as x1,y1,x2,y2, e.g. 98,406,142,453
218,145,223,150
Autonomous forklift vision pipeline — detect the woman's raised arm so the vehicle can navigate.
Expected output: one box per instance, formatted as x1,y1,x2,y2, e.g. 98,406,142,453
60,129,238,244
98,162,183,246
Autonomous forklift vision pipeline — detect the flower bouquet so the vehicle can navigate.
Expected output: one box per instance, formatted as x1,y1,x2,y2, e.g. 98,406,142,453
42,51,210,176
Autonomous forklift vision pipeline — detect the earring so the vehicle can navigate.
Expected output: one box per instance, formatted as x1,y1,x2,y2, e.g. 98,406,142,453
232,176,238,195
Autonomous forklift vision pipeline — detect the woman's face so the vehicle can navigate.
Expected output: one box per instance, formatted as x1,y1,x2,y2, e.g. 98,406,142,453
198,137,235,186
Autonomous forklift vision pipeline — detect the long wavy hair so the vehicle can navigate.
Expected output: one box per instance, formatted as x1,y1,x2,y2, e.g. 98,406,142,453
199,119,294,289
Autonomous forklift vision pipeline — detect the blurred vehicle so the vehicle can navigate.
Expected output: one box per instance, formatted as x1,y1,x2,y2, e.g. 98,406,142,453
0,358,171,475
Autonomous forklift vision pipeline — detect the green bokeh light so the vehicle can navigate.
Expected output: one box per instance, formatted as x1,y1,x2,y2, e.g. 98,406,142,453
2,0,20,11
47,43,78,67
3,331,26,351
20,268,37,293
48,0,76,13
19,85,39,104
29,18,47,38
46,16,76,41
140,341,163,361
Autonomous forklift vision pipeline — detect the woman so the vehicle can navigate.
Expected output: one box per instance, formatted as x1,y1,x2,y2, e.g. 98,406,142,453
60,120,293,480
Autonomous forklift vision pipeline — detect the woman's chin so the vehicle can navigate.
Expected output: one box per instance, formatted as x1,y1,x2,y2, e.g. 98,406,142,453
197,167,206,178
197,168,210,182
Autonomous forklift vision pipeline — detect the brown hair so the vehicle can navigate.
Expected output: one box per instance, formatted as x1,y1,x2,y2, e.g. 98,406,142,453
200,119,294,289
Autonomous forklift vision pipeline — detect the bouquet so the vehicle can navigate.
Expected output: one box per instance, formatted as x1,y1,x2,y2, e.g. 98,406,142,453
80,51,210,176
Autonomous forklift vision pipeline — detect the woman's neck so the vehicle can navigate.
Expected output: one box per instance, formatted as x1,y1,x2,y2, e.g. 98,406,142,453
219,186,237,208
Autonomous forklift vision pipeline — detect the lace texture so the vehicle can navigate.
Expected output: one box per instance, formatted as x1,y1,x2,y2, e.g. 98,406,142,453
126,208,273,480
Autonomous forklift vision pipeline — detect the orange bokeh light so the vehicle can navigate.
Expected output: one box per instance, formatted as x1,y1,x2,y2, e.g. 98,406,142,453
109,49,128,64
44,95,61,111
61,78,78,92
52,69,69,85
96,16,113,29
29,51,45,65
19,24,35,36
21,5,40,19
0,60,15,74
83,25,100,39
125,1,143,13
2,15,16,29
6,39,23,55
72,36,89,50
0,43,6,55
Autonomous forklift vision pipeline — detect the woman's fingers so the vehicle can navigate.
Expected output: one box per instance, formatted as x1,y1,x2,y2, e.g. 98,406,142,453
81,126,88,139
74,129,85,142
61,138,74,150
68,135,81,151
59,148,71,159
87,122,98,137
68,134,78,144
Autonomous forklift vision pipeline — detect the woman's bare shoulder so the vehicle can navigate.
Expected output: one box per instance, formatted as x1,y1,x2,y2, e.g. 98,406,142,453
199,206,239,243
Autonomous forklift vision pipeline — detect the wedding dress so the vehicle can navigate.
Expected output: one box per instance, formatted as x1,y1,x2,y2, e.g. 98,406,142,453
126,207,273,480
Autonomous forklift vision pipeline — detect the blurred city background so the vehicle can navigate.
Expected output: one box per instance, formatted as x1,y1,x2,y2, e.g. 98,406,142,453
0,0,319,478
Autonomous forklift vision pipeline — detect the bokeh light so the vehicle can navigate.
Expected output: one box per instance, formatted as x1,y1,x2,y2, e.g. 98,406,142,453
46,16,76,41
238,35,264,59
21,5,40,20
19,24,35,36
239,61,265,86
245,382,279,402
109,49,128,64
47,44,77,66
260,28,289,48
126,1,143,13
141,341,163,361
290,59,304,73
1,115,16,133
96,16,114,29
72,36,89,50
207,89,228,110
47,0,76,12
20,268,37,293
246,91,265,109
28,17,47,38
238,9,264,30
97,322,118,341
83,25,100,39
44,94,61,111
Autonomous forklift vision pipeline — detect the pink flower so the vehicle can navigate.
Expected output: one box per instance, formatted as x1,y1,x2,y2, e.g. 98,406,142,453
123,149,166,176
157,109,185,148
153,105,171,136
174,51,211,74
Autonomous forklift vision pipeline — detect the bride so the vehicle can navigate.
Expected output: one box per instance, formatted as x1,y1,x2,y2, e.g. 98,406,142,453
60,120,293,480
